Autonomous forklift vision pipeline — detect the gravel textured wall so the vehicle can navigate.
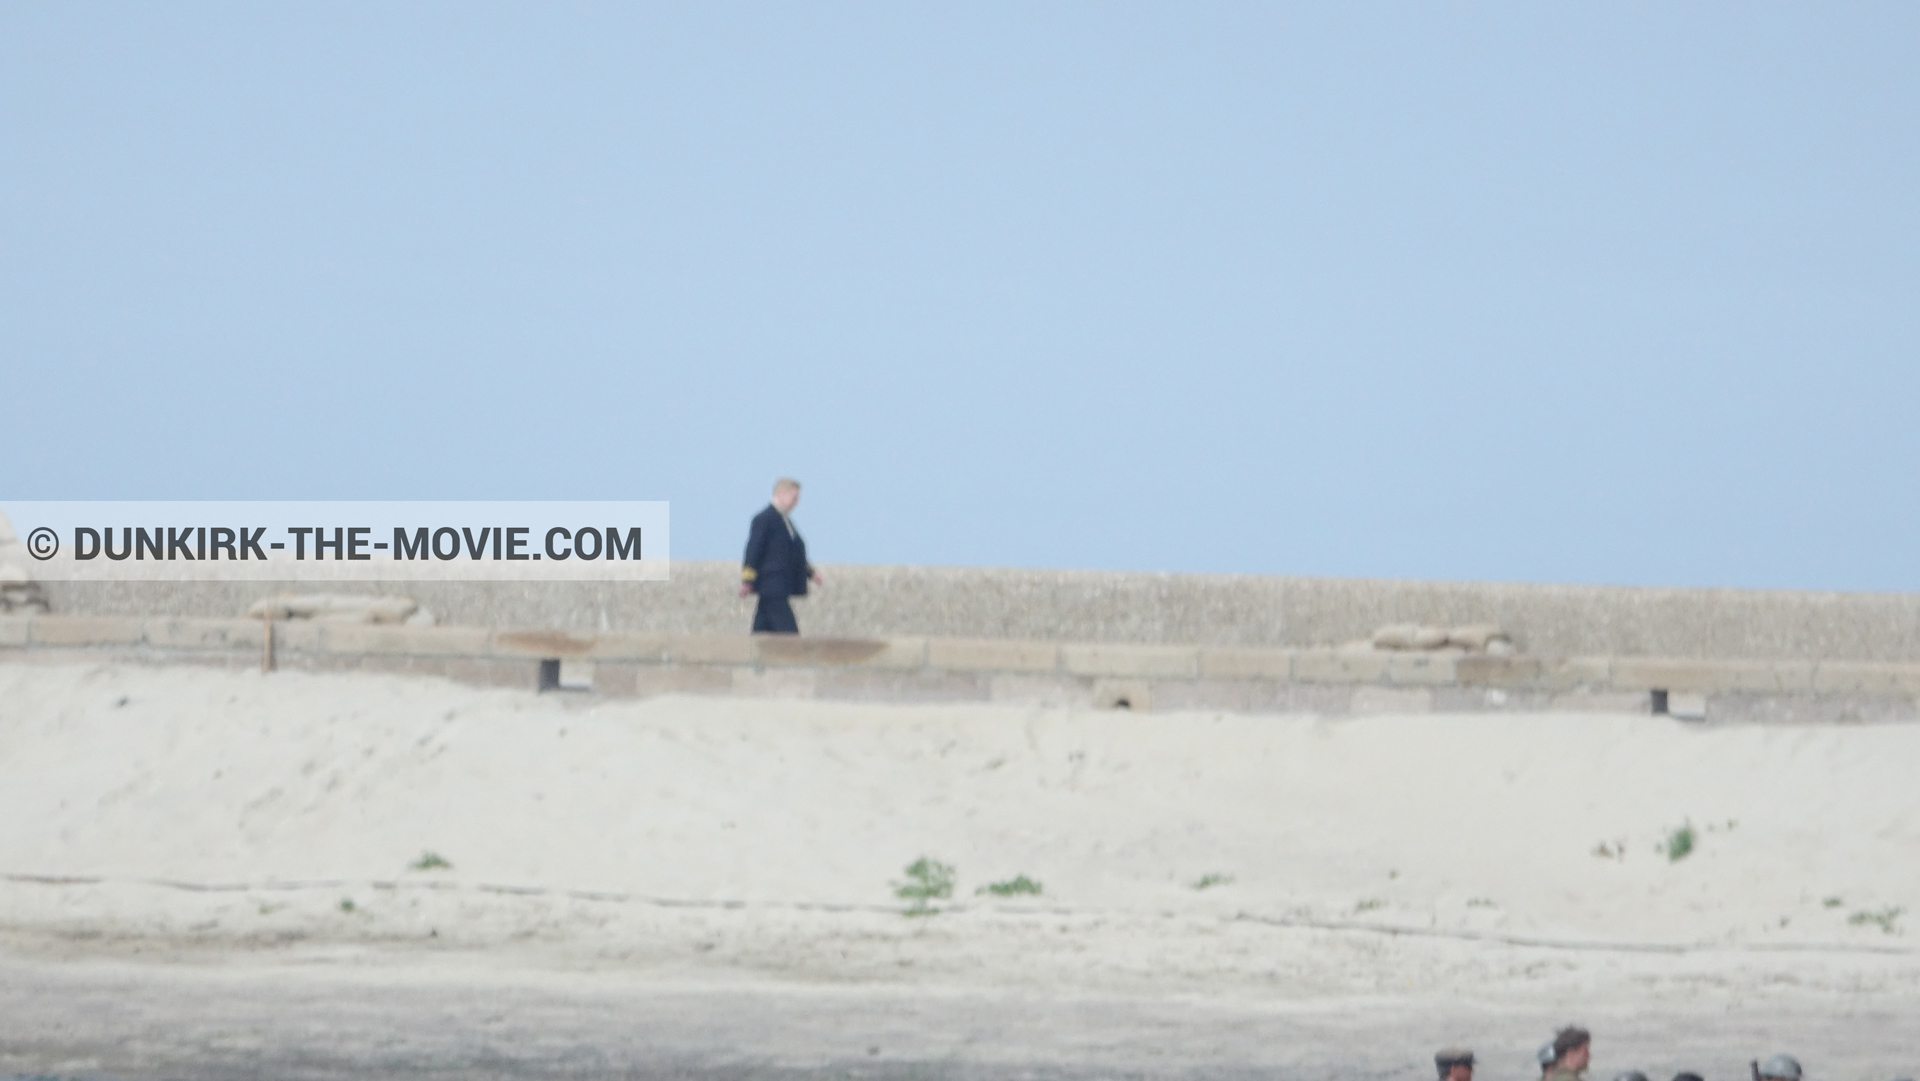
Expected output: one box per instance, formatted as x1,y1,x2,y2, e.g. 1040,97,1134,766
37,562,1920,662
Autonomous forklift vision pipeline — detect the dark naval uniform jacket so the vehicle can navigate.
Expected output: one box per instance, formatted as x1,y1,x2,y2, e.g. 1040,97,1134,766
741,505,812,598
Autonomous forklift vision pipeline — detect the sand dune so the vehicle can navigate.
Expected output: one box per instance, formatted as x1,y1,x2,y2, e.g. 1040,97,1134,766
0,661,1915,1010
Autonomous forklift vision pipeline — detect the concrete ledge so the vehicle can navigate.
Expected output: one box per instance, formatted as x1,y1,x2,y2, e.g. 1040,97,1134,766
1455,656,1544,688
319,625,492,657
1384,652,1457,685
665,636,755,665
1198,647,1292,681
1294,650,1390,684
755,636,926,669
29,616,146,647
1062,643,1197,679
2,616,1914,725
927,638,1060,673
1813,662,1920,696
494,630,599,658
587,633,672,662
145,617,263,652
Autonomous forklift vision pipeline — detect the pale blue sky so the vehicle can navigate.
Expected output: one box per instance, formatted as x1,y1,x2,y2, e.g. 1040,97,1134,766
4,4,1916,590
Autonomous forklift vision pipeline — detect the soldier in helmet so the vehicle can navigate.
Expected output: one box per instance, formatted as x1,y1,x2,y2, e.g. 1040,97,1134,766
1758,1054,1803,1081
1435,1049,1475,1081
1543,1026,1592,1081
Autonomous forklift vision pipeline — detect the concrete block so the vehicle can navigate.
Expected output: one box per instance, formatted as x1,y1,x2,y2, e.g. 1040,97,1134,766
1351,686,1433,714
1812,662,1920,696
270,621,322,655
1197,647,1292,680
558,658,595,690
1455,656,1545,688
1150,679,1285,714
1546,690,1650,714
1537,656,1612,691
1061,643,1197,679
1091,679,1151,711
731,668,815,698
1144,679,1297,714
927,638,1061,673
1612,658,1810,694
144,617,263,652
756,636,925,669
989,674,1089,708
1667,692,1709,720
28,616,145,647
587,633,671,661
1385,652,1458,685
0,616,28,648
443,657,543,690
1716,661,1817,693
320,624,492,657
494,629,599,657
666,635,754,665
1707,691,1919,726
357,653,417,676
631,665,734,697
814,668,989,704
1282,683,1360,715
1432,686,1549,712
1292,649,1391,684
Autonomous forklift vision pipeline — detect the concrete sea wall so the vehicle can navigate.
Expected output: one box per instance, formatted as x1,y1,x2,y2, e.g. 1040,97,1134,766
39,562,1920,662
6,614,1917,726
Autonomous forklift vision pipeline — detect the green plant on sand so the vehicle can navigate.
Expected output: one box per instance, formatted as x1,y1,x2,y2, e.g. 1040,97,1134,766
1664,822,1696,862
978,875,1043,897
1848,906,1903,934
894,857,955,916
411,851,453,871
1191,873,1234,891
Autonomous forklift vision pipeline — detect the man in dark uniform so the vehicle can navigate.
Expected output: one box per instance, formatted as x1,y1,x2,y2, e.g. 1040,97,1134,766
739,477,819,634
1434,1049,1475,1081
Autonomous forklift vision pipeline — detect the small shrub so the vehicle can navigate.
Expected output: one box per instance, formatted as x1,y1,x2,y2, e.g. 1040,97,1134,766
1664,823,1696,862
978,875,1043,897
893,857,955,916
1353,898,1386,913
1848,906,1903,934
1823,896,1844,908
1191,873,1234,891
1467,898,1497,909
411,851,453,871
339,898,356,913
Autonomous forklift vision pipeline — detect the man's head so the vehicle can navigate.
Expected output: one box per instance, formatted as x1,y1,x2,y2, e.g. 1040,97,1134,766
1553,1027,1592,1072
1435,1049,1474,1081
771,478,801,513
1759,1055,1803,1081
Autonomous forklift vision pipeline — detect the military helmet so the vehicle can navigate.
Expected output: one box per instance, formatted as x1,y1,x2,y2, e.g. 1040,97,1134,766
1613,1072,1649,1081
1537,1044,1558,1069
1760,1055,1803,1081
1436,1049,1475,1076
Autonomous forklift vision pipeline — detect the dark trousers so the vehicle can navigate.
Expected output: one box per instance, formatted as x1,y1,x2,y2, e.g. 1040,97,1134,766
752,593,798,634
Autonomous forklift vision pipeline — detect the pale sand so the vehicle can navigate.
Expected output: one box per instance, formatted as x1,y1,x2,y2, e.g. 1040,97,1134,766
0,662,1916,1077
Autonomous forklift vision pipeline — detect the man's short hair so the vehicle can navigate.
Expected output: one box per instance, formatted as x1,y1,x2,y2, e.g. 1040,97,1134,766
1553,1027,1591,1060
773,477,801,494
1435,1049,1475,1077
